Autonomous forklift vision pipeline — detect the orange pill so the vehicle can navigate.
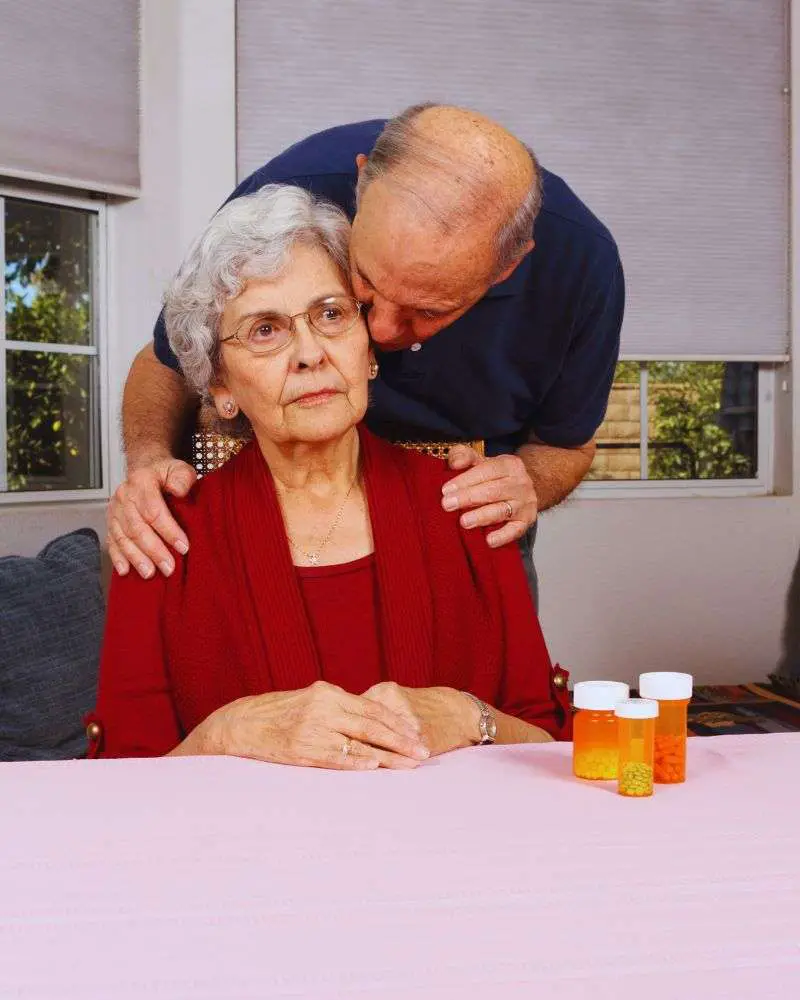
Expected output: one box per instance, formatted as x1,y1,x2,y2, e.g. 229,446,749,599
641,673,693,785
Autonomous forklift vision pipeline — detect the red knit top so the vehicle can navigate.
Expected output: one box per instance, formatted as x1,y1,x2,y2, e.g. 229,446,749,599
88,430,571,757
298,555,382,690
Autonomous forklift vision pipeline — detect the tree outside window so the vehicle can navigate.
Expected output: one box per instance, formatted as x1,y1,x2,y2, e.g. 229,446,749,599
589,360,758,482
2,197,101,493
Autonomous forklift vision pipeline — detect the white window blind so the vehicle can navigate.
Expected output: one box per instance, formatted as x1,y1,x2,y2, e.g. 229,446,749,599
0,0,140,196
236,0,789,361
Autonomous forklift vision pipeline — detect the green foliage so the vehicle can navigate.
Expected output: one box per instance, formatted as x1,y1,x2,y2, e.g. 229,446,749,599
4,200,95,492
648,362,754,480
5,281,92,492
615,360,641,384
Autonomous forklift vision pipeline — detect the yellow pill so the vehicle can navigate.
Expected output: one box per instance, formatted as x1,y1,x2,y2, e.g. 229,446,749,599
618,761,654,797
574,748,618,781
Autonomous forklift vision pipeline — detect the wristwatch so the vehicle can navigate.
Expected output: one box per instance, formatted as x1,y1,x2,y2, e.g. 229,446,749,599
463,691,497,745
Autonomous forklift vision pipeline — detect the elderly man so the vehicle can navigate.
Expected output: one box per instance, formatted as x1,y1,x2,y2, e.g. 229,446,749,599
110,104,624,598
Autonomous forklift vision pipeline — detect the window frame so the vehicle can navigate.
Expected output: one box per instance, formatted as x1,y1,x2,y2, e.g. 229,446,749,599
0,183,109,504
577,363,776,499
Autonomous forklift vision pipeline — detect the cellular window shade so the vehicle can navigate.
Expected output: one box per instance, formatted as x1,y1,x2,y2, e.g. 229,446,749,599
236,0,789,361
0,1,140,195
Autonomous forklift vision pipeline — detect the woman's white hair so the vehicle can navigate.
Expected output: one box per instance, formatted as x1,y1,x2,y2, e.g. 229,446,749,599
165,184,351,398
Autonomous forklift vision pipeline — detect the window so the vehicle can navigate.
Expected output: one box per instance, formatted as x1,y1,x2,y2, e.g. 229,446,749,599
584,360,772,493
1,189,106,499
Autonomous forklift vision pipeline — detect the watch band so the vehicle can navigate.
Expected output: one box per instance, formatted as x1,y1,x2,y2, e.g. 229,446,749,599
463,691,497,745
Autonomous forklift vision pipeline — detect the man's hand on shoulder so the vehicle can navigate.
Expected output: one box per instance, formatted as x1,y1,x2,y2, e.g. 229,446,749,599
107,456,197,579
441,445,537,548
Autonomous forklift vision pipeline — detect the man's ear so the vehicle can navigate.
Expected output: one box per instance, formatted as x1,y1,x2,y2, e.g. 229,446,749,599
491,240,535,286
355,153,368,173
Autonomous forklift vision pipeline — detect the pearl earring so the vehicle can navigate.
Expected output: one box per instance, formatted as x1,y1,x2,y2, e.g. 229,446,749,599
369,360,379,380
222,400,237,417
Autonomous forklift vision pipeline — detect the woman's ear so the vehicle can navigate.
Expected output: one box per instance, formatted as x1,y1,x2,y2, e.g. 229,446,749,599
209,386,239,420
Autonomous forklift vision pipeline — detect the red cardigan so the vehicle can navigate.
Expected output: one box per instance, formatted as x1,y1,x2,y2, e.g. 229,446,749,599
89,430,570,757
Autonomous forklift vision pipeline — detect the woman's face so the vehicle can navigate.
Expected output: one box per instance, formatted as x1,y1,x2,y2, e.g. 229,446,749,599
213,243,370,446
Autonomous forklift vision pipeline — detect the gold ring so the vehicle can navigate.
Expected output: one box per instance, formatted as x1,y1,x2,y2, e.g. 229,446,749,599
503,500,514,521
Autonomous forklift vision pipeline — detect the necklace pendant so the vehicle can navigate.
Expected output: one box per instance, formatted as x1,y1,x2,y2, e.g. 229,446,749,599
307,553,320,566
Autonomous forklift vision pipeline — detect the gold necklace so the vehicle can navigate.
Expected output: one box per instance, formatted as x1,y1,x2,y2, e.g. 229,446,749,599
283,471,359,566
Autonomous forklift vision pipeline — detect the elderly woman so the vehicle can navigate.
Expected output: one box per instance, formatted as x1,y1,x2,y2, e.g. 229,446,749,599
89,185,570,768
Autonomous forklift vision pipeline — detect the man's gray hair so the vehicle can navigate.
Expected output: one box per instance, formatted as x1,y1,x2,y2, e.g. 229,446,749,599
356,103,543,276
165,184,351,398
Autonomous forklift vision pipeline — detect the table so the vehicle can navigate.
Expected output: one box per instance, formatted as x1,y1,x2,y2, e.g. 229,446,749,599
1,734,798,999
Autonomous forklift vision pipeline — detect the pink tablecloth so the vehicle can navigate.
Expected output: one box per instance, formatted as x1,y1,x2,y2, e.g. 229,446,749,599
1,733,798,999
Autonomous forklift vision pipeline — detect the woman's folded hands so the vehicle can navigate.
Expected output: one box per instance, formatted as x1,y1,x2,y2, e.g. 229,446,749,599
175,680,434,770
361,682,476,758
172,680,478,769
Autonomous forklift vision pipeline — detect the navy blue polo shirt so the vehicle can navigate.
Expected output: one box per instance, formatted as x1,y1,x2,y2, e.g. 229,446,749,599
153,120,624,456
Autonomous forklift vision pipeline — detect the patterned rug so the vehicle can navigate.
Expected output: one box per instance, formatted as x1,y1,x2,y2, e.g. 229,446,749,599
658,683,800,737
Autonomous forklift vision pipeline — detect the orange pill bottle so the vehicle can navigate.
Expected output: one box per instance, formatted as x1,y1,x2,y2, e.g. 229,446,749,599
638,672,693,784
572,681,630,780
614,699,658,798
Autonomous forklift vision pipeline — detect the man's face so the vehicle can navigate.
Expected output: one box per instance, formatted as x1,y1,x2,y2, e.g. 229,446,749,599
349,179,497,351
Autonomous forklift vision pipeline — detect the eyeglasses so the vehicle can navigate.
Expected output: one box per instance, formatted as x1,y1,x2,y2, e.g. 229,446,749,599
220,295,364,356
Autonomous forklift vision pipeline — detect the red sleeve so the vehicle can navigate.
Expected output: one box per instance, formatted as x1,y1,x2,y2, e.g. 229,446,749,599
85,569,182,758
490,538,572,741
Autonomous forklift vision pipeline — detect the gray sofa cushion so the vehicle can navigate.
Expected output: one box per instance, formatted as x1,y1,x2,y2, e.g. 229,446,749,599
0,529,103,761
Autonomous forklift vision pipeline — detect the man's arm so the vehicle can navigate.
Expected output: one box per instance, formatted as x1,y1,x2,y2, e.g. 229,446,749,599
516,435,596,512
106,344,199,579
123,344,193,471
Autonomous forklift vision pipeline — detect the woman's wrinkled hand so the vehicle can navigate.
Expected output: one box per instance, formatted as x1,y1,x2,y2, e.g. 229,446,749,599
362,682,476,758
193,680,431,770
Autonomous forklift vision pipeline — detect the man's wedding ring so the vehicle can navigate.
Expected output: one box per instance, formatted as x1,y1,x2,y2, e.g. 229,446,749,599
503,500,514,521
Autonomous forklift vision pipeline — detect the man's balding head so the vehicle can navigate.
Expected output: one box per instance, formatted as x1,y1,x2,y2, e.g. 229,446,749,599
350,104,541,350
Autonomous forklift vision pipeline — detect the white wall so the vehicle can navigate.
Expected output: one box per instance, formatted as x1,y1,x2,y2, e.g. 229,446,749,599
536,495,798,685
1,0,796,688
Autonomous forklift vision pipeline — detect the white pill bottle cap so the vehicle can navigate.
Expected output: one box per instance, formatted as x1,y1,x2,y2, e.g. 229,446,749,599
573,681,630,711
639,672,693,701
615,698,659,720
